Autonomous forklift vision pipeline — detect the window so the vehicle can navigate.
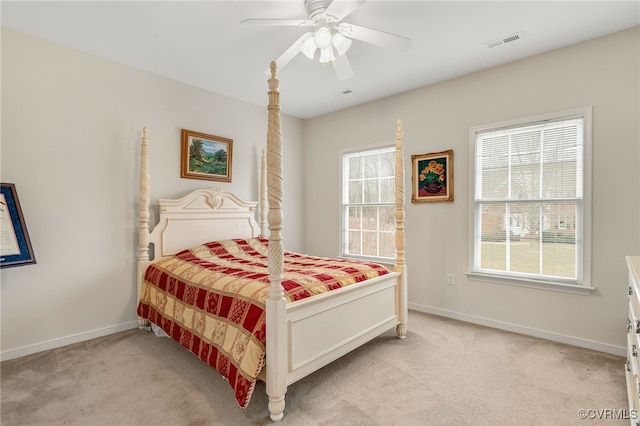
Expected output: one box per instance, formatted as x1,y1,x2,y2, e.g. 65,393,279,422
341,146,395,260
468,107,593,294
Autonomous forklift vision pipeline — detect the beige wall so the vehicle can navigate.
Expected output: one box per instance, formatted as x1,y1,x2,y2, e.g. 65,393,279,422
2,25,638,360
303,27,640,354
0,28,304,359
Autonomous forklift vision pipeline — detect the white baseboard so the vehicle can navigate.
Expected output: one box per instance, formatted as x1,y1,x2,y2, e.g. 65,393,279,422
0,321,139,362
409,303,626,357
2,308,626,361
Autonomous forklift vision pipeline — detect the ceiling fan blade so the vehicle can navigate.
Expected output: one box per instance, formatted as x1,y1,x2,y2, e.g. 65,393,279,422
325,0,366,22
331,53,354,80
241,18,313,27
338,22,411,51
263,32,313,76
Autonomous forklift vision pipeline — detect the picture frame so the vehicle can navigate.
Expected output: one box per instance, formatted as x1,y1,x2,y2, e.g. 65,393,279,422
181,129,233,182
411,149,454,203
1,183,36,268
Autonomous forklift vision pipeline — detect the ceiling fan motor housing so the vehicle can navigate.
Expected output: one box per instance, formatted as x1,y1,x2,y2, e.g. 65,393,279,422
305,0,333,22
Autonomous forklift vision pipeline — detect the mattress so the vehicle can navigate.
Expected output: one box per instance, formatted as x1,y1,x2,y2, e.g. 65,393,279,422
137,237,390,407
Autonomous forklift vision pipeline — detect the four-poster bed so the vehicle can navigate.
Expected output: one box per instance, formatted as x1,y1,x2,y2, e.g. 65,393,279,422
136,62,408,422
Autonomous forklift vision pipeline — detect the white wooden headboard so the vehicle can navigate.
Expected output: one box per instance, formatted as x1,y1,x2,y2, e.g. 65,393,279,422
148,186,261,260
136,128,263,314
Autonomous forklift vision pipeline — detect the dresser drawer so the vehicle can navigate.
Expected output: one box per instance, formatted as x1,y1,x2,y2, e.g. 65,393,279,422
627,256,640,425
632,295,640,327
627,333,640,416
630,304,640,334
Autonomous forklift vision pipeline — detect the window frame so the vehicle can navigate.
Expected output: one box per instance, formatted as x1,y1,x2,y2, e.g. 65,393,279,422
340,143,396,263
467,107,595,295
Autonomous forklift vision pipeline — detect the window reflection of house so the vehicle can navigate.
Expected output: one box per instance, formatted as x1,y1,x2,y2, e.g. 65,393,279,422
472,111,589,283
478,129,578,245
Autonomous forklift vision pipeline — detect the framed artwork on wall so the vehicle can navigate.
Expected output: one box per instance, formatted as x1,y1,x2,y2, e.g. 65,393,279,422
411,149,454,203
1,183,36,268
181,129,233,182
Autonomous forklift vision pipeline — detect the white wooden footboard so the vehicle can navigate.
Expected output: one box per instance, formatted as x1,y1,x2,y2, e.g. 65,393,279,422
285,272,401,384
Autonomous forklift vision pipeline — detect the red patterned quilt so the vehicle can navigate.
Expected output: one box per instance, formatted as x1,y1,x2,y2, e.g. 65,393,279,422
136,238,389,408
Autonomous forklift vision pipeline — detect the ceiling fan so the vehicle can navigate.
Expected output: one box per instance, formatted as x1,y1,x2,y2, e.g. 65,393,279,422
241,0,411,80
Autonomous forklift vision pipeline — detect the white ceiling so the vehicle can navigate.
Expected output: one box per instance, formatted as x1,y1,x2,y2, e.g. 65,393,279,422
2,1,639,119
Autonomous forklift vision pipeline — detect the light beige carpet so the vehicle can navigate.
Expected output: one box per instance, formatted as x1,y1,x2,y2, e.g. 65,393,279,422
1,311,628,425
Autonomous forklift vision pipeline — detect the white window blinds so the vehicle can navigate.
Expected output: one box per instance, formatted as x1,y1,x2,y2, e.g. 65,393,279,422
471,109,591,289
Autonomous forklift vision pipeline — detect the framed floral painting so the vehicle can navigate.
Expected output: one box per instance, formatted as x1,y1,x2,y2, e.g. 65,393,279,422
181,129,233,182
411,149,454,203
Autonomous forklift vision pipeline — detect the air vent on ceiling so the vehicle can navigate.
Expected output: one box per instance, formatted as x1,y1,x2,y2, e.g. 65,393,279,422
331,88,353,97
483,32,523,49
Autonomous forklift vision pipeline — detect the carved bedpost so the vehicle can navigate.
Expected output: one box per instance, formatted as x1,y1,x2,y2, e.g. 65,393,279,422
394,120,408,339
138,127,151,329
265,61,287,422
260,148,269,238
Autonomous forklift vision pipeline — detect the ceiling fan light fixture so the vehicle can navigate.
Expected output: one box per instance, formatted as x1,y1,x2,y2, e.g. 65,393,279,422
318,46,335,63
299,32,317,59
314,26,333,49
332,32,351,56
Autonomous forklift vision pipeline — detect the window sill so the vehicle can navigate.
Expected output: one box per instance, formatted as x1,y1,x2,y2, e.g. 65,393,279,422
342,254,395,268
465,272,596,296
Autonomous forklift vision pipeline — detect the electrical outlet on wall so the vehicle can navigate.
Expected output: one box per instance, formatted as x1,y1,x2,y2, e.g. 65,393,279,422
447,273,455,286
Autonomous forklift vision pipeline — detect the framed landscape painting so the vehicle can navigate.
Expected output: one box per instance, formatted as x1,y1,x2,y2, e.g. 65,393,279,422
411,149,454,203
181,129,233,182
